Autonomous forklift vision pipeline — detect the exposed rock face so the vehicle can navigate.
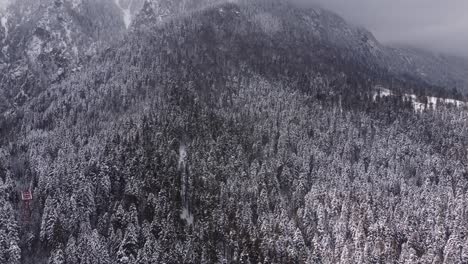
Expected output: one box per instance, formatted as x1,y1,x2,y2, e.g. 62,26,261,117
0,0,126,107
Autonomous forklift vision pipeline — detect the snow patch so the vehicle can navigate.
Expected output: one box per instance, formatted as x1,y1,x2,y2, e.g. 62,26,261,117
114,0,133,29
1,16,7,39
428,96,438,108
372,86,391,101
380,89,391,97
445,98,466,108
180,207,194,225
27,36,43,61
178,144,187,170
178,143,193,225
122,9,132,28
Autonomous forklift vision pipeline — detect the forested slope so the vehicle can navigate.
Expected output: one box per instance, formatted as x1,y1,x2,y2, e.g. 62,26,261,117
0,0,467,263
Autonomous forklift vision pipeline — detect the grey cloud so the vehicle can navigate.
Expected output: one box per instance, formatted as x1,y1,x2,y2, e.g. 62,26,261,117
296,0,468,57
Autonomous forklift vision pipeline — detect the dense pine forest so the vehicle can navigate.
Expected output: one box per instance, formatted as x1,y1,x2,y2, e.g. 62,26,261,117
0,0,468,263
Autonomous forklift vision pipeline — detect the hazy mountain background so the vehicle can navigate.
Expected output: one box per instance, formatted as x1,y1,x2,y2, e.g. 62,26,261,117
296,0,468,58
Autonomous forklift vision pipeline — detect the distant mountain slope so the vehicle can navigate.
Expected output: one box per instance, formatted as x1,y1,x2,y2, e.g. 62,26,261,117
295,3,468,95
1,0,466,114
1,0,465,143
384,46,468,94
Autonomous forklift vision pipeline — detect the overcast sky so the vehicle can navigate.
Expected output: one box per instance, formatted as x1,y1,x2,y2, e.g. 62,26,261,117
304,0,468,57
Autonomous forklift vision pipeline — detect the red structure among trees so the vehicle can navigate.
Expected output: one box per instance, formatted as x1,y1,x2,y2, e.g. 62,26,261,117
21,190,33,222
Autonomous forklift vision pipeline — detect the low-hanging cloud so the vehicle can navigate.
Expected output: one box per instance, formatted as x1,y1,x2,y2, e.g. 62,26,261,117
299,0,468,57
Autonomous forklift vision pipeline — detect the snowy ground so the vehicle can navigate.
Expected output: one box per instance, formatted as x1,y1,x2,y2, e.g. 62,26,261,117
373,85,468,112
178,143,194,225
180,207,194,225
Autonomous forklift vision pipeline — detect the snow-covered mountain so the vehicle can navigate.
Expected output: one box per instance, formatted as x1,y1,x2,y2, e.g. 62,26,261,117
112,0,144,28
0,0,237,110
1,1,468,263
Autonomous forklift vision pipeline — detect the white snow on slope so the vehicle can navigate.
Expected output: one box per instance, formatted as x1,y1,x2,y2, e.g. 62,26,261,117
114,0,133,29
178,144,187,169
180,207,194,225
27,36,43,61
1,16,7,39
70,0,82,9
178,143,193,225
372,85,391,101
374,85,468,112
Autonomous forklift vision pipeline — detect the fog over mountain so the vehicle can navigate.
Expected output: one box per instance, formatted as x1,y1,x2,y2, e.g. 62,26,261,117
303,0,468,58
